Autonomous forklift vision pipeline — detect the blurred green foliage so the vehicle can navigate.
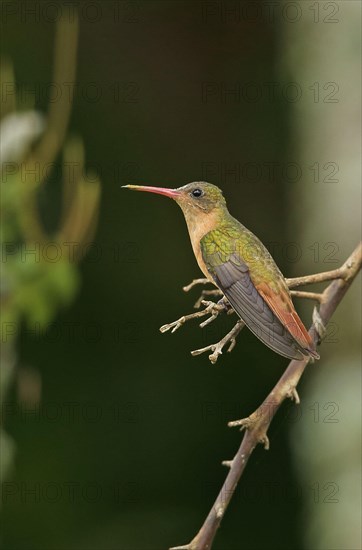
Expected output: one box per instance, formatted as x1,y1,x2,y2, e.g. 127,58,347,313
1,14,100,491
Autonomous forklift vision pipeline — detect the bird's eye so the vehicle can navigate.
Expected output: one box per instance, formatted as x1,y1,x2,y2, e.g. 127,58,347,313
191,188,203,198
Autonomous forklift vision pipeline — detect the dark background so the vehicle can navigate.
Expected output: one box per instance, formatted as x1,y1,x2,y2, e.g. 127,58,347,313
1,2,342,549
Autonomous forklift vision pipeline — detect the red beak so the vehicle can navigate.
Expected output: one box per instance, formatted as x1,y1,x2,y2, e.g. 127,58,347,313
122,185,180,199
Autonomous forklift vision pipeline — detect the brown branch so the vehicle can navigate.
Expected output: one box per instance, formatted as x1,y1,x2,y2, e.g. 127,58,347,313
290,290,323,302
170,242,362,550
183,278,210,292
194,289,223,309
285,267,346,288
160,299,230,334
160,258,357,364
191,319,245,364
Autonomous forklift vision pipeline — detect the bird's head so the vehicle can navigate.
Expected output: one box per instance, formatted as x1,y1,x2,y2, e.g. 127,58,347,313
122,182,227,217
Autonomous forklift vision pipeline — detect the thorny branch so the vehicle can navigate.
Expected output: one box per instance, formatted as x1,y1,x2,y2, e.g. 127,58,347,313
169,242,361,550
160,298,231,334
191,320,245,365
160,254,358,364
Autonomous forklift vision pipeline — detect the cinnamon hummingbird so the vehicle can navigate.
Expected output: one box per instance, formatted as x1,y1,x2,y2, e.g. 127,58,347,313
123,182,319,360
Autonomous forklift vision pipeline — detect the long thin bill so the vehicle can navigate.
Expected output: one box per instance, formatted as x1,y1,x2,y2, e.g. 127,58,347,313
122,185,180,199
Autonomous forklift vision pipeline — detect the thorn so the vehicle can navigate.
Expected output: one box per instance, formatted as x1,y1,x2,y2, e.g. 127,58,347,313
209,349,222,364
228,417,252,430
215,504,224,518
287,387,300,404
261,434,270,450
227,338,237,352
222,460,233,468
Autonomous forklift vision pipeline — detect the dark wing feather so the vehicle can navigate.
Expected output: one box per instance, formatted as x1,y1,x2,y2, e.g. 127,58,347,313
211,257,306,359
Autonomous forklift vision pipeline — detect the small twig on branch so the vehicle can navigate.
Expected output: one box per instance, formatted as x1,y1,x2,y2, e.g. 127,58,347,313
160,299,230,334
285,266,347,288
194,289,223,309
290,290,323,302
170,242,361,550
191,320,245,364
183,278,210,292
160,260,353,364
183,277,223,308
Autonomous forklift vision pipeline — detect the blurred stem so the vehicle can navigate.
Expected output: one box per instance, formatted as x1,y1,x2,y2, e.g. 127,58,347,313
57,138,101,261
170,242,362,550
31,13,79,168
18,13,79,245
57,174,101,261
0,58,16,118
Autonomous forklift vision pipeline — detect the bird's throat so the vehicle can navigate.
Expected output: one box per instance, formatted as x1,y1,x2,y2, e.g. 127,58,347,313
180,206,225,280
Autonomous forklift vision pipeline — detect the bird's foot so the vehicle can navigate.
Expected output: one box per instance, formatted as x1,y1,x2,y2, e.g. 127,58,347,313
199,297,232,327
217,296,233,313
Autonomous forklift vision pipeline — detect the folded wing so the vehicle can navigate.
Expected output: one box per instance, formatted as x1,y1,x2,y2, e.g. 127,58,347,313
201,229,318,360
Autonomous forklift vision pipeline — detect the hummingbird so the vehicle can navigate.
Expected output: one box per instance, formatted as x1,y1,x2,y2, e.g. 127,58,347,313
123,182,319,361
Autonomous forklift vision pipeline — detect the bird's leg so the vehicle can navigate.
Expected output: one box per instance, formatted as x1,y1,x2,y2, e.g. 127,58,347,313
191,319,245,364
159,299,229,334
